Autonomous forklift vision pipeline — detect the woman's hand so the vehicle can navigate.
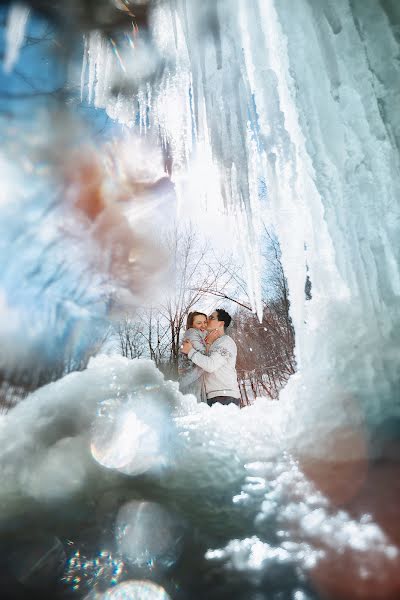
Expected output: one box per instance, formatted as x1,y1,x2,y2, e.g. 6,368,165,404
181,340,193,354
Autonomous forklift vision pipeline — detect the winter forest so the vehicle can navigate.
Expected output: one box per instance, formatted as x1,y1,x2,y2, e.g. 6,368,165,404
0,1,399,600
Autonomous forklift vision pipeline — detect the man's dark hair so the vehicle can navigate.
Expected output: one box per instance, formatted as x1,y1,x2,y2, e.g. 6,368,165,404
216,309,232,329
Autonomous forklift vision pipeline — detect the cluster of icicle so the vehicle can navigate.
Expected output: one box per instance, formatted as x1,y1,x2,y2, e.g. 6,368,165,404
80,0,400,438
80,1,267,319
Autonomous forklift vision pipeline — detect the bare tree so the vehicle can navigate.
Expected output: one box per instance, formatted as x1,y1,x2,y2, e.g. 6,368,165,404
158,225,235,376
141,307,171,369
114,224,295,402
114,225,236,377
0,321,112,412
198,227,296,401
232,231,295,400
117,317,145,359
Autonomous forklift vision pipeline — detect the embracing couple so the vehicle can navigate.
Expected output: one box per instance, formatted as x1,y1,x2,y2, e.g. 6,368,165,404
179,309,241,408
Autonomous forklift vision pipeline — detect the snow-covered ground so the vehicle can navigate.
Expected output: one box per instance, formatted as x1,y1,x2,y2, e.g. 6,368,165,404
0,354,398,598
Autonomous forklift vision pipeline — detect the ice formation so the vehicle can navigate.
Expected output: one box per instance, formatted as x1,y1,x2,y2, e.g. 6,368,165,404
81,0,400,452
3,0,397,446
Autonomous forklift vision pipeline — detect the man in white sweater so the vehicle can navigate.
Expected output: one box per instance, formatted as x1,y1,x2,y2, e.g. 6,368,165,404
181,309,241,407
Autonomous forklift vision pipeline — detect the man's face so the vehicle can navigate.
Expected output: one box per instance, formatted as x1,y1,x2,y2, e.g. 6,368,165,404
207,311,222,331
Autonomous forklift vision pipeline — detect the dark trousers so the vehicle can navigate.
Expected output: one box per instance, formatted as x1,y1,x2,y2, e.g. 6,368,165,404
207,396,241,407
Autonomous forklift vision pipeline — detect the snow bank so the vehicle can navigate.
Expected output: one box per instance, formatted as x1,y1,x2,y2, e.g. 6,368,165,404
0,355,282,531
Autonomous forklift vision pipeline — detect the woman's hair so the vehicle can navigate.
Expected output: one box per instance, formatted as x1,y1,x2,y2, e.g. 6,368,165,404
186,311,207,329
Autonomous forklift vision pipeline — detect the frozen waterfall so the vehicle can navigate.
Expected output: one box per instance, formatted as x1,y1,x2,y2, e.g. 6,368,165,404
81,0,400,445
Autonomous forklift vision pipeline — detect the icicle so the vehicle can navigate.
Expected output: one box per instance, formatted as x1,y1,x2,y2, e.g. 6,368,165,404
3,3,30,73
85,31,114,109
146,82,152,129
95,37,113,108
244,122,264,320
138,87,146,135
86,32,98,105
80,36,88,102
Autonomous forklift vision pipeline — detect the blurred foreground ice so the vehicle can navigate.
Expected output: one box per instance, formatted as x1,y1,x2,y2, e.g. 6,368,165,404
0,355,398,598
0,355,281,519
0,132,174,388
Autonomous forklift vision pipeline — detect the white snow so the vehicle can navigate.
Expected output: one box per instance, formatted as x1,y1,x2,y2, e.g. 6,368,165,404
0,354,396,580
0,355,281,525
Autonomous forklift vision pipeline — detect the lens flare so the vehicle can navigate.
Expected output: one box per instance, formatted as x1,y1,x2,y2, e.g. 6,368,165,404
85,580,171,600
63,546,124,593
91,387,173,476
115,500,184,573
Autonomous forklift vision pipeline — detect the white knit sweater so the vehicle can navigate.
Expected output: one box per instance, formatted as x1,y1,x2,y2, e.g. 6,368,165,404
188,334,240,400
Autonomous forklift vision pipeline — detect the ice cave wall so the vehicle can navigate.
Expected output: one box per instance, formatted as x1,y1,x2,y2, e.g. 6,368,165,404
268,0,400,436
159,0,400,440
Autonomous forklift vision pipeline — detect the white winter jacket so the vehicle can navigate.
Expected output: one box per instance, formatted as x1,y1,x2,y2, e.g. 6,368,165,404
188,334,240,400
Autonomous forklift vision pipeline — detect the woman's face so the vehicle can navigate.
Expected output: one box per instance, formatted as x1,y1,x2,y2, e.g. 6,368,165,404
192,315,207,331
